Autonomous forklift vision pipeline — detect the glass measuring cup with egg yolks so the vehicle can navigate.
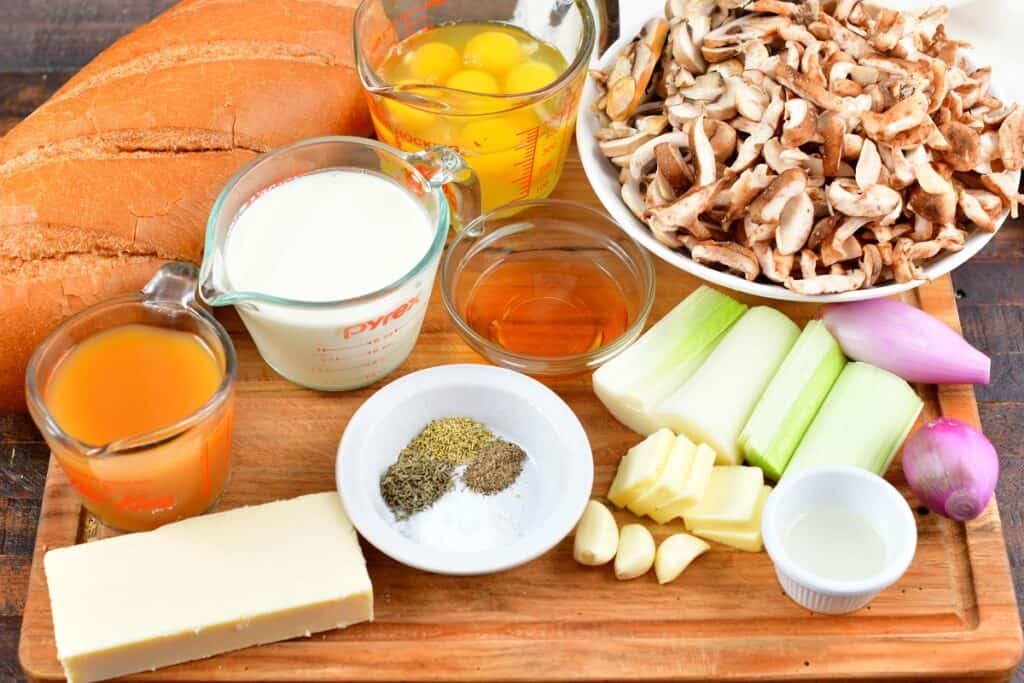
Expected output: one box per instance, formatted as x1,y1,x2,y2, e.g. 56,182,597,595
354,0,596,211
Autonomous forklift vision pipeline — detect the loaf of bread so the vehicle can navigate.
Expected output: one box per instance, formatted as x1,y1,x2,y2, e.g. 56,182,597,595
0,0,372,412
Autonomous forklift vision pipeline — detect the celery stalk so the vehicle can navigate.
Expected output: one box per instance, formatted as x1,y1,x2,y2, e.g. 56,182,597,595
593,286,747,435
739,321,847,480
784,362,923,477
653,307,801,465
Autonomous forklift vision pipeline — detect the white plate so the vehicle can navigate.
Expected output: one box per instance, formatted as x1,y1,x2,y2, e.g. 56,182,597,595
336,364,593,575
576,33,1016,303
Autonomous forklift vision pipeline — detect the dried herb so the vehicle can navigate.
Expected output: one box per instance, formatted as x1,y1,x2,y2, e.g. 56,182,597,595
400,416,494,465
380,452,453,520
463,439,526,495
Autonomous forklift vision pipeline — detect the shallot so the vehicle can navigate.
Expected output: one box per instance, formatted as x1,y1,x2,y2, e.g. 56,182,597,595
901,418,999,522
822,299,990,385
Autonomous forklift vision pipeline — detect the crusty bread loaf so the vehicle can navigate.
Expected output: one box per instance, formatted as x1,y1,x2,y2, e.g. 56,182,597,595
0,0,372,412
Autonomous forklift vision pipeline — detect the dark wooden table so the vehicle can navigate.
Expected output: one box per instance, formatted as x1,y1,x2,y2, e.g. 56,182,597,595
1,2,1022,681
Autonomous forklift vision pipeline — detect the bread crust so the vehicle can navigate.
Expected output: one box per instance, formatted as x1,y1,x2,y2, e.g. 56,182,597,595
0,0,371,411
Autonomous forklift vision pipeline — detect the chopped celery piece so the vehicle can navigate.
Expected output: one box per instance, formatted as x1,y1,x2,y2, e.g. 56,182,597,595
653,307,800,465
785,362,923,477
593,286,747,435
690,485,772,552
628,434,696,517
648,444,716,524
682,466,764,526
607,428,674,508
739,321,847,480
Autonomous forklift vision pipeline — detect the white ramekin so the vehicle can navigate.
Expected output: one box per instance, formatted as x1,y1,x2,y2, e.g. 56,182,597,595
761,465,918,615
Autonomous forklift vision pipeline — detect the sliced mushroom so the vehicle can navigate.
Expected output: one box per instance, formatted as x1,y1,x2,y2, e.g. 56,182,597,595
689,112,717,187
775,64,842,111
827,179,903,222
749,168,809,224
786,270,867,294
753,242,796,283
821,233,863,266
704,119,738,162
855,139,883,188
607,18,670,121
776,192,816,255
909,185,957,224
645,177,731,237
818,111,846,177
860,92,930,141
691,241,760,281
669,16,707,74
998,105,1024,172
654,142,693,195
782,99,818,148
724,164,775,223
735,78,770,122
939,121,981,172
628,132,690,181
730,81,786,172
621,180,646,218
981,170,1023,218
860,243,883,286
799,248,819,278
599,132,655,158
957,187,1003,232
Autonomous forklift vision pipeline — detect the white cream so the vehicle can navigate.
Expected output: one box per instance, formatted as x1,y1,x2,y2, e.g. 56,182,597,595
223,168,440,391
226,169,433,302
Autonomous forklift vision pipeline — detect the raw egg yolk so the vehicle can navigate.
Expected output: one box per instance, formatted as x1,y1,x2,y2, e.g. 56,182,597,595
459,118,518,154
463,31,523,76
504,61,559,94
409,42,460,84
446,69,500,95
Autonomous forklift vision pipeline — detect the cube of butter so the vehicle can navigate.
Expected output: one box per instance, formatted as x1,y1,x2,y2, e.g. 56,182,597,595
689,485,772,552
45,492,373,683
607,428,674,508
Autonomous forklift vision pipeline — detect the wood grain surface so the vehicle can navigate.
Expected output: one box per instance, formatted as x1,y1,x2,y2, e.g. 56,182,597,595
1,2,1024,681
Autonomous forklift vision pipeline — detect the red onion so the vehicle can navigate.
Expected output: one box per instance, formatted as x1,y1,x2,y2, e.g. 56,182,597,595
822,299,990,385
901,418,998,521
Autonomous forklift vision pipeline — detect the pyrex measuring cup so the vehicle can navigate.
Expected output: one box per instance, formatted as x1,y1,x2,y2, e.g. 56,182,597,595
199,136,479,391
354,0,596,211
25,263,236,532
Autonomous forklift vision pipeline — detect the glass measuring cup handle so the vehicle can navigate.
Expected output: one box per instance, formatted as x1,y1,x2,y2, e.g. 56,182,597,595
142,262,204,309
402,146,482,229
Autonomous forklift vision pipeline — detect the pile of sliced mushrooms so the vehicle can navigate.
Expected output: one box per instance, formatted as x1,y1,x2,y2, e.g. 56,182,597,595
591,0,1024,294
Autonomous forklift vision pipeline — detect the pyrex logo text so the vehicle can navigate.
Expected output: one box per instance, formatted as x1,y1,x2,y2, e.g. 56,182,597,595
342,294,422,340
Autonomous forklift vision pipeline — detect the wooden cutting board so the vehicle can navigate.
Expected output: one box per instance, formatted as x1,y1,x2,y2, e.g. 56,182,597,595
18,151,1024,682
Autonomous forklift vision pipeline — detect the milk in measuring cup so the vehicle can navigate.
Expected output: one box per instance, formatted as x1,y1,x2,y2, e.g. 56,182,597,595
224,169,436,390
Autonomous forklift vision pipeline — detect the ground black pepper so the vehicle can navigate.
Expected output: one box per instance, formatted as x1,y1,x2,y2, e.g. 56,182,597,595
463,439,526,495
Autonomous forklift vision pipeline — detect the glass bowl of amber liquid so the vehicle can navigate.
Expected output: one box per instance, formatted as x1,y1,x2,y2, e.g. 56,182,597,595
441,199,655,377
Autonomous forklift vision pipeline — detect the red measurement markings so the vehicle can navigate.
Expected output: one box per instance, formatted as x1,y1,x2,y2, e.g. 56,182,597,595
510,126,540,200
393,0,448,38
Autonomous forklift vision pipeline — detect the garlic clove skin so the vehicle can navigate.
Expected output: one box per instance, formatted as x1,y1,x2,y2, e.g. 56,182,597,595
655,533,710,584
614,524,656,580
573,500,619,566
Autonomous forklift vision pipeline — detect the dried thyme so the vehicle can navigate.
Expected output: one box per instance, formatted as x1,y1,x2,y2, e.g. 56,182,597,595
463,439,526,495
380,452,453,520
400,416,494,465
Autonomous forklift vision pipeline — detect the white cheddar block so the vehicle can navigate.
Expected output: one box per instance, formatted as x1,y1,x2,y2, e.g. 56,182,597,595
682,466,764,526
45,492,373,683
628,434,696,517
690,485,772,552
648,444,716,525
607,428,674,508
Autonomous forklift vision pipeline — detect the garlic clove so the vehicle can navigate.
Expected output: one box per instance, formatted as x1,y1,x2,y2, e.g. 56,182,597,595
654,533,710,584
614,524,656,580
573,500,619,566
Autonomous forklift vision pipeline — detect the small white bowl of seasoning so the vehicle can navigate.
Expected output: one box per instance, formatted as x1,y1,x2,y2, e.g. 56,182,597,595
761,465,917,615
337,364,593,575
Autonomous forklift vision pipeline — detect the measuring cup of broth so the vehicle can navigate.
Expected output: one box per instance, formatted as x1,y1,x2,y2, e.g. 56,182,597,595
354,0,596,211
25,263,236,532
199,136,479,391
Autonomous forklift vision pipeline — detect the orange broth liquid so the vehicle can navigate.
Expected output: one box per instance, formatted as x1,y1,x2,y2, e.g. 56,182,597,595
44,324,232,531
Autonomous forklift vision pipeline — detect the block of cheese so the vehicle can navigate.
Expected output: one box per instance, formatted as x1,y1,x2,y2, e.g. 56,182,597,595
628,434,696,517
648,444,716,525
45,492,373,683
690,485,772,552
607,428,674,508
682,466,764,527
